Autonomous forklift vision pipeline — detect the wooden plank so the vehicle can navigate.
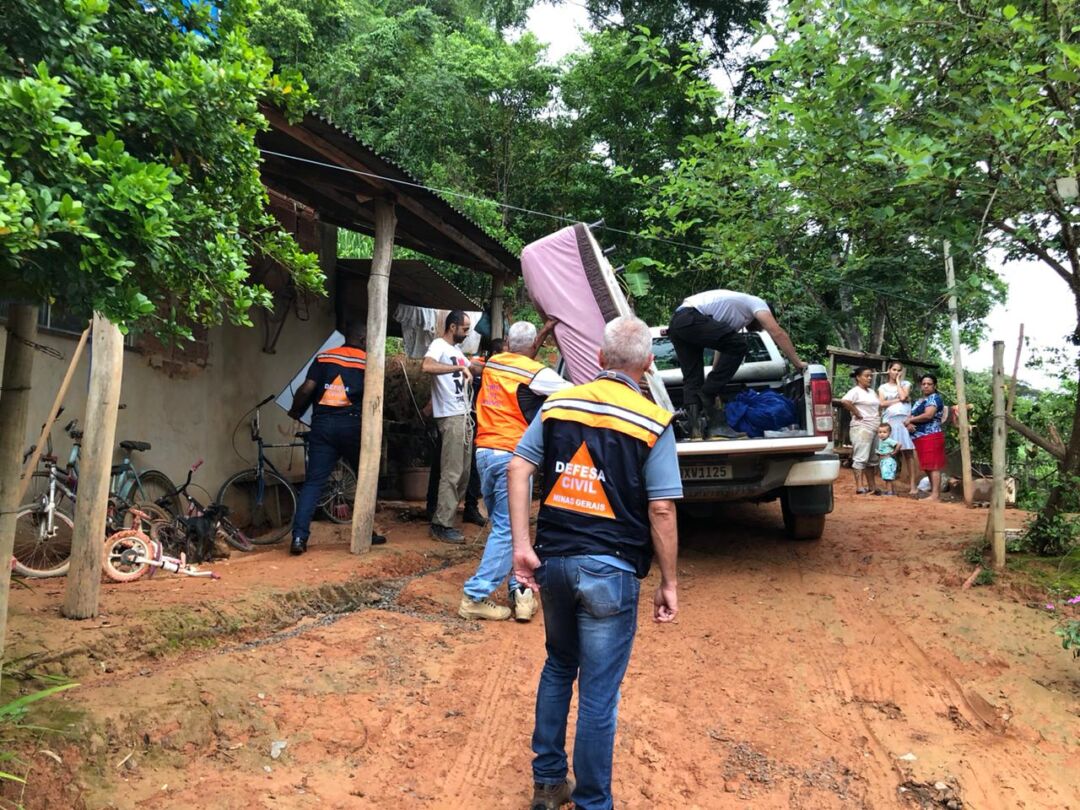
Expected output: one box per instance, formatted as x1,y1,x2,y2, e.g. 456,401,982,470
825,345,937,370
944,241,974,507
63,314,124,620
17,324,91,503
990,341,1006,568
490,275,506,341
1005,415,1066,459
351,200,396,554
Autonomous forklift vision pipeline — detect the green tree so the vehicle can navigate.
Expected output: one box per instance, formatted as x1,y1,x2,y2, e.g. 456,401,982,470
753,0,1079,547
1,0,321,334
0,0,320,667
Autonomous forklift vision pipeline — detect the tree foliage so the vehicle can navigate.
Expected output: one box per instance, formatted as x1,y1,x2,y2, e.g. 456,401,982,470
0,0,321,338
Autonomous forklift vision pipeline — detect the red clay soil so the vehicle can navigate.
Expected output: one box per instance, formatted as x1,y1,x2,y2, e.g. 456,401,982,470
3,491,1078,809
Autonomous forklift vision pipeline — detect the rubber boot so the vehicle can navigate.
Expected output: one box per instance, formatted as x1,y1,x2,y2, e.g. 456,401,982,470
705,398,746,439
687,401,704,441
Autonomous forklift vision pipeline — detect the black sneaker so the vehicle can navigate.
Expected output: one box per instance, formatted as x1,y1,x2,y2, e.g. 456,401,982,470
430,524,465,544
290,536,307,555
371,532,387,545
462,507,487,526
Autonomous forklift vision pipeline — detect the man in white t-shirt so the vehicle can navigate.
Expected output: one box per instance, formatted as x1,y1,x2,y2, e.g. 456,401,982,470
422,310,482,543
667,289,807,439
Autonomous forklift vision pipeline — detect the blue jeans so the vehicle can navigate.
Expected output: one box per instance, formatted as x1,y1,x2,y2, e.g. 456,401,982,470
292,411,360,541
463,448,517,599
532,556,640,810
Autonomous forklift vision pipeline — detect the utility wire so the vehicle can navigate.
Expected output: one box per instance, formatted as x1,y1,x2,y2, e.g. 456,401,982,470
259,147,941,309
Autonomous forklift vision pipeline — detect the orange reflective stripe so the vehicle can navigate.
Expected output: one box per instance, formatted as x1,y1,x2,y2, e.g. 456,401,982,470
317,346,366,370
541,378,672,447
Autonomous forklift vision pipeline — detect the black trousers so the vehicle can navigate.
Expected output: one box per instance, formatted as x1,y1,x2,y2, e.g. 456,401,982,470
667,307,748,408
426,428,481,517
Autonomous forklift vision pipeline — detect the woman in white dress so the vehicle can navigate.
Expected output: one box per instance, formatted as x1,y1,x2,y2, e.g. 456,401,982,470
878,362,919,496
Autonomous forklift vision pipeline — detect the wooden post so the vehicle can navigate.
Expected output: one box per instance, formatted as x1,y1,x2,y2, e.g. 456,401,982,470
16,324,91,502
490,275,505,341
351,200,396,554
944,241,974,506
990,341,1007,568
1006,323,1024,417
0,304,40,682
62,314,124,620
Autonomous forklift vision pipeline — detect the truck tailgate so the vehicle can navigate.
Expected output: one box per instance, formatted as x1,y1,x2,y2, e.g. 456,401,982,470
677,436,829,457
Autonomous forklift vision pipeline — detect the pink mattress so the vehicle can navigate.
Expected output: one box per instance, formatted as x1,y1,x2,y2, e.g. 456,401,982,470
520,224,619,385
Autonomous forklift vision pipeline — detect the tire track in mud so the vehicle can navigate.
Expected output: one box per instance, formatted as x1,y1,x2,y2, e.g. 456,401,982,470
439,642,527,808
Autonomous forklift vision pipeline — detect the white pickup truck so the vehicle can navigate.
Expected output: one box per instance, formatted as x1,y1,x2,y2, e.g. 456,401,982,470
519,221,838,540
650,326,839,540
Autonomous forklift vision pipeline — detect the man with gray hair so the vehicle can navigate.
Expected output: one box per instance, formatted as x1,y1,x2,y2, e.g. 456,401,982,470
509,315,681,810
459,319,568,621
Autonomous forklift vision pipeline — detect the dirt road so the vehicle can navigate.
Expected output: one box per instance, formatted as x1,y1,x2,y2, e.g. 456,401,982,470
5,490,1079,809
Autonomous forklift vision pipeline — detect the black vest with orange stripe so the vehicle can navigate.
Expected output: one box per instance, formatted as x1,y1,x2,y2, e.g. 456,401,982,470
536,373,673,578
311,346,366,417
475,352,547,451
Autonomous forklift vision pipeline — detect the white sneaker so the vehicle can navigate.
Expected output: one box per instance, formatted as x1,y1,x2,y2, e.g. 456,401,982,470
512,587,537,622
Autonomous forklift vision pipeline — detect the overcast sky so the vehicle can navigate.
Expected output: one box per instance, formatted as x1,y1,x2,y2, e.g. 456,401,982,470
524,7,1076,391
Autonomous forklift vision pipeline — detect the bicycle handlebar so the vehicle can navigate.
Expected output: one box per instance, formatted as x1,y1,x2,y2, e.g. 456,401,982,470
258,394,275,407
191,459,204,473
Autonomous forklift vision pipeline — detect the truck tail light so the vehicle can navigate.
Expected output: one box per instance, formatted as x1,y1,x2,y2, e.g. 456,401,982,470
811,376,834,436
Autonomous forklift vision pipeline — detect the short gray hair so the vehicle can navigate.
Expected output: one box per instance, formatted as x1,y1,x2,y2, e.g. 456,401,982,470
506,321,537,353
601,316,652,371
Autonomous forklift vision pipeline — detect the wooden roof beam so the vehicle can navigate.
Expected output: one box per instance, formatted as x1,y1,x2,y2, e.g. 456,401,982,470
261,107,514,277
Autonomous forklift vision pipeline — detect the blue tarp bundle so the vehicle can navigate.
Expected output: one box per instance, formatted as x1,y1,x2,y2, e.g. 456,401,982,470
725,389,798,438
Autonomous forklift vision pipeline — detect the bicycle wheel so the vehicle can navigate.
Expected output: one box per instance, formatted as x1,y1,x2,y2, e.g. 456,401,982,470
216,469,296,545
319,460,357,524
102,529,155,582
149,519,187,559
121,501,172,533
135,469,181,516
13,505,73,578
216,515,255,552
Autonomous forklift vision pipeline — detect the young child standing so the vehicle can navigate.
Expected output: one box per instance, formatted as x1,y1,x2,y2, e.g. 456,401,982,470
876,423,899,495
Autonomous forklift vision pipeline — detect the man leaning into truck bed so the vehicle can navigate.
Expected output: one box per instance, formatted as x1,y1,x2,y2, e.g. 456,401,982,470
667,289,807,439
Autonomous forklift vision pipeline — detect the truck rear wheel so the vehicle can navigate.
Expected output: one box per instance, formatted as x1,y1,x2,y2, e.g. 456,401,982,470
781,497,826,540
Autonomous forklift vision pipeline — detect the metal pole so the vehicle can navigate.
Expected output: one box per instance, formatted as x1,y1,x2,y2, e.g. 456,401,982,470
944,241,974,506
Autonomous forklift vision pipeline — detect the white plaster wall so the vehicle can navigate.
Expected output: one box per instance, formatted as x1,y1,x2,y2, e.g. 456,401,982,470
0,299,337,504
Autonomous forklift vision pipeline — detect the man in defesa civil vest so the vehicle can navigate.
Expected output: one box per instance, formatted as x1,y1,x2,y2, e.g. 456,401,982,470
458,320,569,622
287,321,386,555
508,315,682,810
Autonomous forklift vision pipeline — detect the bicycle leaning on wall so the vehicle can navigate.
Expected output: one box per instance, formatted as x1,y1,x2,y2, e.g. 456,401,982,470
216,396,357,545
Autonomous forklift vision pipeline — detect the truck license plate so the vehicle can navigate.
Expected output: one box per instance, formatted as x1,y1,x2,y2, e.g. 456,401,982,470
683,464,733,481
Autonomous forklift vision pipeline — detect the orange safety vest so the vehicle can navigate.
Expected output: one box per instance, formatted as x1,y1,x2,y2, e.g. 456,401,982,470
475,352,548,451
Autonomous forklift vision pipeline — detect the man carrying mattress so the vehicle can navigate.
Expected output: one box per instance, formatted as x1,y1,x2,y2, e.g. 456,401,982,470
459,320,568,621
667,289,807,439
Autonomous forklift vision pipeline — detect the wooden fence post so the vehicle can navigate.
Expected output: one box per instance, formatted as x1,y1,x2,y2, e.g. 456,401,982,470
0,304,40,683
490,275,505,341
990,341,1007,568
351,200,396,554
944,241,974,506
63,314,124,620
